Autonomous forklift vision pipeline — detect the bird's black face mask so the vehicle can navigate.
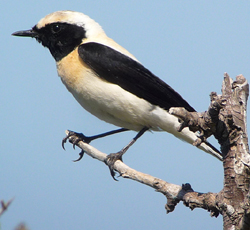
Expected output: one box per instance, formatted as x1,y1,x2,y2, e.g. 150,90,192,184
12,22,86,61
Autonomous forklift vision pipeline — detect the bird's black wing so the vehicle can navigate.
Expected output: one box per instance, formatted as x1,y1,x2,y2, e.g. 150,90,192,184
78,42,195,112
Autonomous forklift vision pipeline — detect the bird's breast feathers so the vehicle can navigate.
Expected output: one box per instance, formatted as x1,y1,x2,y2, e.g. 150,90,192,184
56,46,155,130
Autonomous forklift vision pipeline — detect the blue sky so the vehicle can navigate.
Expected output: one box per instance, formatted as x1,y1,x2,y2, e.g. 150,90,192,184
1,1,250,229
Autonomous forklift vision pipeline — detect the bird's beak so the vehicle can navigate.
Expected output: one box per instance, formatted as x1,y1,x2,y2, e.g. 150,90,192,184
12,29,38,38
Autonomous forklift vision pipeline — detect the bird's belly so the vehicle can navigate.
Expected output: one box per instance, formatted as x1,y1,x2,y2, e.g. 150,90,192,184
72,76,157,130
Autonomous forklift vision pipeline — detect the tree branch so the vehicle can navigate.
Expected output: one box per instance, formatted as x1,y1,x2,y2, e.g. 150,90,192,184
0,198,14,217
169,89,227,152
65,131,220,216
165,73,250,229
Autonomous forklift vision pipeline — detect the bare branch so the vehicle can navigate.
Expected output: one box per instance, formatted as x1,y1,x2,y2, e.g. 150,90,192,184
15,223,29,230
0,198,14,217
167,74,250,229
65,131,220,215
169,91,227,150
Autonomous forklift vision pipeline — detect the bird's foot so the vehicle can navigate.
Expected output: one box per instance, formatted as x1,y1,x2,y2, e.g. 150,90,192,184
104,151,123,181
62,130,93,162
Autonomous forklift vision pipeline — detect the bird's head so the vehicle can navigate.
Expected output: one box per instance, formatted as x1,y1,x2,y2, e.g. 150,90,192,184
12,11,105,61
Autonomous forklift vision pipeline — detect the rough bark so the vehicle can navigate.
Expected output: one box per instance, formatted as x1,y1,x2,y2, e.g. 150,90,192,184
170,73,250,229
219,74,250,230
64,73,250,230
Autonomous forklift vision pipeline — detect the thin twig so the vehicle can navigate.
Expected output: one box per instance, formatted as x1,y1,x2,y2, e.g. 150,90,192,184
0,198,14,217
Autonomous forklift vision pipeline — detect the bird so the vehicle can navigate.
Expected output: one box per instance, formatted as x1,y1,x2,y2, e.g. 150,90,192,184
12,10,222,178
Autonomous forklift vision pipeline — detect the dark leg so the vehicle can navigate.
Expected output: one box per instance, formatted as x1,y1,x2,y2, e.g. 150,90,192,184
62,128,130,161
105,127,149,180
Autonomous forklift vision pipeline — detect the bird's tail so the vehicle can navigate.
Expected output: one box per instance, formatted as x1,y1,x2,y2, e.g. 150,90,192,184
197,140,223,161
173,126,223,161
150,107,223,161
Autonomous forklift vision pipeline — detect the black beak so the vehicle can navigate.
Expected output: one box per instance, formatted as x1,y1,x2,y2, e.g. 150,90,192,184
12,29,38,38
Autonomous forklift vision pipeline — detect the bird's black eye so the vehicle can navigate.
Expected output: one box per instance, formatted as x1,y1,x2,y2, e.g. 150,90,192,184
51,24,61,34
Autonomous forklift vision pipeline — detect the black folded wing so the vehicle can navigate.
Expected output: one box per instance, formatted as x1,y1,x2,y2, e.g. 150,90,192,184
78,42,195,112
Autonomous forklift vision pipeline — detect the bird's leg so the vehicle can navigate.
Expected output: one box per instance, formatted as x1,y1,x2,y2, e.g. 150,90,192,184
105,127,149,180
62,128,129,161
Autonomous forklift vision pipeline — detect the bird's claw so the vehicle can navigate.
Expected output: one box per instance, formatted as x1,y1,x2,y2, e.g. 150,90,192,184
73,149,85,162
62,130,90,161
104,152,123,181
